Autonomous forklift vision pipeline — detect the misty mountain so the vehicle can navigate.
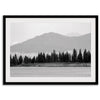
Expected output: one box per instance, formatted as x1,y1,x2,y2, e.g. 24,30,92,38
11,32,91,53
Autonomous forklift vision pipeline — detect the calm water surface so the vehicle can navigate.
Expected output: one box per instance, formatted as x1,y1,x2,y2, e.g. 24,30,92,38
10,67,91,77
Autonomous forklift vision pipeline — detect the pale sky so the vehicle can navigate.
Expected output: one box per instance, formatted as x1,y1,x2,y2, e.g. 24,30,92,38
11,22,91,45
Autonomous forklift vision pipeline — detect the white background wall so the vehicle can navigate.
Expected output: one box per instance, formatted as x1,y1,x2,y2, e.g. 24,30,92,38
0,0,99,100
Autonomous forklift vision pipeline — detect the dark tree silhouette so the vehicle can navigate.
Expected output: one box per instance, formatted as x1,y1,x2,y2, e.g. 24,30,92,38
51,50,58,62
36,52,45,63
59,52,63,62
87,51,91,63
77,49,83,62
31,56,35,63
65,52,71,62
42,53,46,62
18,55,23,64
10,55,13,66
83,49,86,62
10,49,91,66
28,57,32,63
24,56,29,64
83,49,88,62
72,49,77,62
46,54,51,62
62,52,65,62
12,54,18,65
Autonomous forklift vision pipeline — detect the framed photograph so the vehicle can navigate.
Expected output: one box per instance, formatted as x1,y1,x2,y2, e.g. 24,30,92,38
3,15,98,85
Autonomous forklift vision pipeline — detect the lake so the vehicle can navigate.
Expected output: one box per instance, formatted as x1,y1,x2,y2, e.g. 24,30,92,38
10,67,91,77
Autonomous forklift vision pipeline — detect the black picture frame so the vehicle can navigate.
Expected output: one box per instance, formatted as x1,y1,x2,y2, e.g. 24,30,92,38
3,15,98,85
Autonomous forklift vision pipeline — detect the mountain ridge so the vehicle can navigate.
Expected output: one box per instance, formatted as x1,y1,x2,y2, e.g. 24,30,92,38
11,32,91,53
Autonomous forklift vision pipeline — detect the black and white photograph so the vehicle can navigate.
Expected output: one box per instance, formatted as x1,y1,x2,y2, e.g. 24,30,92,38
3,15,98,85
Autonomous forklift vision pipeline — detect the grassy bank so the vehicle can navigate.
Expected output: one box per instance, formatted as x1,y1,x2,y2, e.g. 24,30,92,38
11,62,91,67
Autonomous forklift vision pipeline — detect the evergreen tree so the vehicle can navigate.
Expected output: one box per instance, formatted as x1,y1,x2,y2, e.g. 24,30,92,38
62,52,65,62
37,52,44,63
12,54,18,65
65,52,71,62
24,56,29,64
28,57,32,63
46,54,51,62
51,50,58,62
59,52,63,62
18,55,23,64
77,49,83,62
87,51,91,63
31,56,35,63
83,49,88,62
42,53,46,62
72,49,77,62
10,49,91,66
10,55,13,66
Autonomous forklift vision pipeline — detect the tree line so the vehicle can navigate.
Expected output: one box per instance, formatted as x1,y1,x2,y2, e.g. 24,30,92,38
10,49,91,66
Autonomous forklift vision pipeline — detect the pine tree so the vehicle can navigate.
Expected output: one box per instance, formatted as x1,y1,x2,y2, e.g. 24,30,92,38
28,57,32,63
51,50,57,62
83,49,88,62
10,49,91,65
62,52,65,62
24,56,29,64
46,54,51,62
59,52,63,62
18,55,23,64
72,49,77,62
65,52,71,62
87,51,91,63
10,55,13,66
77,49,83,62
37,52,44,63
42,53,46,62
12,54,18,65
31,56,35,63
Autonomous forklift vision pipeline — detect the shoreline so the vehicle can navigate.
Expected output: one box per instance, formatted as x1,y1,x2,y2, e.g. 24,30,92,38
11,62,91,67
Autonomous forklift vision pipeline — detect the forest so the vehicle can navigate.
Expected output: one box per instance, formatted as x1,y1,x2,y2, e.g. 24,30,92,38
10,49,91,66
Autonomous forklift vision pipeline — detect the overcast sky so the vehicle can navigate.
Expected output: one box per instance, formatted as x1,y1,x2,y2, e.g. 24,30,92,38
11,22,91,45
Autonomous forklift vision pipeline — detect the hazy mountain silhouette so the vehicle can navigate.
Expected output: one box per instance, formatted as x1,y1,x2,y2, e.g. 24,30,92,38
11,32,91,53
